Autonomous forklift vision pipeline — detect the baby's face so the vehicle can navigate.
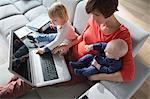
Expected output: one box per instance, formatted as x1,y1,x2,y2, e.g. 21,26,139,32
104,48,114,59
51,17,65,26
104,44,119,59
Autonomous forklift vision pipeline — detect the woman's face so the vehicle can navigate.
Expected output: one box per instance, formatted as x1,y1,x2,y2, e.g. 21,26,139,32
92,10,107,25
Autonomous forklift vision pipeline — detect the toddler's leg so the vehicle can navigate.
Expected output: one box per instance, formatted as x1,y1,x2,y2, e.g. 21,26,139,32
36,33,56,43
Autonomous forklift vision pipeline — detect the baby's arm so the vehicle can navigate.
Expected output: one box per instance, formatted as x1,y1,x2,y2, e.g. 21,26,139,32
92,42,107,52
98,60,122,74
85,42,107,52
85,44,93,52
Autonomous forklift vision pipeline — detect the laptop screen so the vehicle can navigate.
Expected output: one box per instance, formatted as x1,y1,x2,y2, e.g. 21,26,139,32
11,33,32,83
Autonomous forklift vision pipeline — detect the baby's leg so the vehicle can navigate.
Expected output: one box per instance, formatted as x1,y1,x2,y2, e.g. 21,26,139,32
74,65,99,76
69,54,94,69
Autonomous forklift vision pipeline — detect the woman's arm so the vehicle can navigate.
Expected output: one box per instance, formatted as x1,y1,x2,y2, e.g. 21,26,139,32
68,35,82,48
52,35,82,54
88,71,123,82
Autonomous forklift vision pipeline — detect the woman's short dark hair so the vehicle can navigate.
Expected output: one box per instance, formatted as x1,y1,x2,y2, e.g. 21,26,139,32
86,0,118,18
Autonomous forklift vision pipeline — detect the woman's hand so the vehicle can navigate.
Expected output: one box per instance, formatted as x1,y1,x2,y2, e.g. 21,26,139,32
88,72,123,82
52,45,69,55
88,74,100,81
36,48,45,55
85,45,93,52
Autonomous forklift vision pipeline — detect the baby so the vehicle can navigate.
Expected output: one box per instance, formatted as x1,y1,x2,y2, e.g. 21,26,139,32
27,2,78,54
69,39,128,76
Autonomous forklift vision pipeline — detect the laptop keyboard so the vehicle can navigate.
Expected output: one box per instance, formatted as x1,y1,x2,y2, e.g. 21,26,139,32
40,52,58,81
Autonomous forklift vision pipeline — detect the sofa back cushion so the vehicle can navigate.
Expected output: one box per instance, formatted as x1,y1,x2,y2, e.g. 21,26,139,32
73,0,90,34
42,0,56,7
58,0,80,23
0,0,11,6
0,15,29,38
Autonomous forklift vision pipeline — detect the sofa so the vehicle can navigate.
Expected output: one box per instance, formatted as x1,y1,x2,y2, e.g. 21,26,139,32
0,0,149,99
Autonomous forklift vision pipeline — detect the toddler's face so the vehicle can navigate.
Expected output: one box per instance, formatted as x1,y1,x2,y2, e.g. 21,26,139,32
51,17,65,26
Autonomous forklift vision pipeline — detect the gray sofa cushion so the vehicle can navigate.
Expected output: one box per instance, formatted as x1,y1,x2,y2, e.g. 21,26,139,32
0,62,14,85
14,0,41,14
58,0,80,23
0,4,21,20
0,35,9,65
0,0,11,6
0,15,29,38
100,57,150,99
73,0,90,33
42,0,56,8
24,5,47,21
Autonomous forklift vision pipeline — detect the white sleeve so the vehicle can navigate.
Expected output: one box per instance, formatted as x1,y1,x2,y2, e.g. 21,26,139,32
43,27,66,51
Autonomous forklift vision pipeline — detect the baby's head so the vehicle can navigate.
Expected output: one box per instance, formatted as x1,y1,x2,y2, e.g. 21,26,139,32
48,2,69,25
104,39,128,59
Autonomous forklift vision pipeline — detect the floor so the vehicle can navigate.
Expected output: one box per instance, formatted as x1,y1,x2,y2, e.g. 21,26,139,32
118,0,150,99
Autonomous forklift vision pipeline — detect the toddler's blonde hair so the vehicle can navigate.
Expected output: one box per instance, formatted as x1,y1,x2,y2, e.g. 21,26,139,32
48,2,69,22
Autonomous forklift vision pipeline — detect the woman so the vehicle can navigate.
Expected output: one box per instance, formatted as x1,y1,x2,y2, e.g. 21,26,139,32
54,0,134,83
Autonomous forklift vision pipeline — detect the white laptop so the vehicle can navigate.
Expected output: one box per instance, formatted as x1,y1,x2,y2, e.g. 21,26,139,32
8,31,71,87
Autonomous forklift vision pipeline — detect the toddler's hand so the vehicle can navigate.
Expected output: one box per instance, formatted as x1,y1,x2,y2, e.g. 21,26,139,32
36,48,45,55
49,23,55,29
85,45,93,52
52,46,60,54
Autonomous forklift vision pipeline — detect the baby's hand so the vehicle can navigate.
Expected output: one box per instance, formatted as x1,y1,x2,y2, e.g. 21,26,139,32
92,59,101,70
85,45,93,52
36,48,45,55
